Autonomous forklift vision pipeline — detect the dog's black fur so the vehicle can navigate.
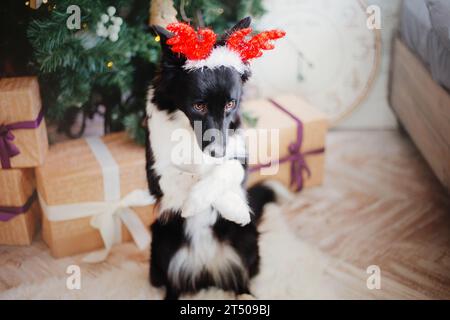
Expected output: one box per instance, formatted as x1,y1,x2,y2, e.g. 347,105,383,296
146,17,277,299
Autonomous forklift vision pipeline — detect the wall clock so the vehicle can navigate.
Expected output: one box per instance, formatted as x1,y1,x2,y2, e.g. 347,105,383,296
249,0,382,125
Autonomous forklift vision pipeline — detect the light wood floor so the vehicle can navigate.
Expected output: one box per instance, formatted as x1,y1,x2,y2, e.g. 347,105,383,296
286,130,450,299
0,130,449,299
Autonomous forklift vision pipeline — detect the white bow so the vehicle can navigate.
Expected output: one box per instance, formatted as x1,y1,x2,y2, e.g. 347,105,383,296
39,189,156,263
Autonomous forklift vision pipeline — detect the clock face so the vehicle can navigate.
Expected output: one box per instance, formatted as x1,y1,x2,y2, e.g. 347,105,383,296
249,0,381,125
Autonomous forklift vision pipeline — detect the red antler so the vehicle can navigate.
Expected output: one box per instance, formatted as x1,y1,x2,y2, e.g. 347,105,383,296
166,22,217,60
226,28,286,61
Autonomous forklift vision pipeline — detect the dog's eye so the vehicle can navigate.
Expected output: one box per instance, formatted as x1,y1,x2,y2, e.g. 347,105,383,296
193,103,207,114
225,100,236,112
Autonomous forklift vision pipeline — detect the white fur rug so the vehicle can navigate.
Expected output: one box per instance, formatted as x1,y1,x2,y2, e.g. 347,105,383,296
0,204,336,299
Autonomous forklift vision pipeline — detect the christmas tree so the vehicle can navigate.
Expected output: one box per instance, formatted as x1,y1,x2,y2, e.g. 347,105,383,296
22,0,265,144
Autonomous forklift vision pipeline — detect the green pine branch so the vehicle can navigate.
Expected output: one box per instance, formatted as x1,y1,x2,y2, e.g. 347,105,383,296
28,0,265,144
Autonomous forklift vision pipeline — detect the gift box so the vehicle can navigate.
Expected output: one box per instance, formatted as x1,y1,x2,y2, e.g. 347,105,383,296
244,95,328,191
36,132,156,261
0,168,41,245
0,77,48,169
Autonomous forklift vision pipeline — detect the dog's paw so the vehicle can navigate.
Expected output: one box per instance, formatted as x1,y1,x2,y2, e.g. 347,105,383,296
182,160,247,219
212,159,245,186
213,191,251,226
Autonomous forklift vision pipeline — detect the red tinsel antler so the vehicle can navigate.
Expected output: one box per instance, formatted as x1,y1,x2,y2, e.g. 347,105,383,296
226,28,286,61
166,22,217,60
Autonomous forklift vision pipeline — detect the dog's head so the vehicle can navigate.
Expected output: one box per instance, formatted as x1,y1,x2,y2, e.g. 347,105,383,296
151,17,285,158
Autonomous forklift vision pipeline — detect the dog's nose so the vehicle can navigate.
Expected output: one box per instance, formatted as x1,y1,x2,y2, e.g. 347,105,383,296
206,143,225,158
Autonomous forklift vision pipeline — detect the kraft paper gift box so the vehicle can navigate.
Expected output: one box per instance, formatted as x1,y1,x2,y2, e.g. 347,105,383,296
244,95,328,191
0,168,41,245
0,77,48,169
36,132,156,261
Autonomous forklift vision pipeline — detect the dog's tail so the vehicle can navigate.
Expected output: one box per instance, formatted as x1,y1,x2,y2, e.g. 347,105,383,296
247,180,294,222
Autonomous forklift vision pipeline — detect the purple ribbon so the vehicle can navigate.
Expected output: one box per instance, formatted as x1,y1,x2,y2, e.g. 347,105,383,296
249,99,325,192
0,108,44,168
0,190,37,222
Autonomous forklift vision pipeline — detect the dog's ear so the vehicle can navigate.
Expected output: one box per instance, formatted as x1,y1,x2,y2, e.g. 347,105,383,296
151,25,185,67
241,68,252,83
217,17,252,81
221,16,252,42
227,16,252,36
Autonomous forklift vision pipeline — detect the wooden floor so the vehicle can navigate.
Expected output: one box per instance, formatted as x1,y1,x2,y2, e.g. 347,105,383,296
0,130,449,299
286,130,450,299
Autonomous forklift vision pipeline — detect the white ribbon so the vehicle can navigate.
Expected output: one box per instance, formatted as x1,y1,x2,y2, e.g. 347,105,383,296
39,137,155,263
39,190,155,263
86,137,121,202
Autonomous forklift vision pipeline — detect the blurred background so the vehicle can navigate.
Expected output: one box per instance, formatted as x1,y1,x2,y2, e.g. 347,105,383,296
250,0,401,130
1,0,402,141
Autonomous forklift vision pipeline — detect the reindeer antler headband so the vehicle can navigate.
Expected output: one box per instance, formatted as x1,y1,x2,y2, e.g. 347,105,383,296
164,22,286,74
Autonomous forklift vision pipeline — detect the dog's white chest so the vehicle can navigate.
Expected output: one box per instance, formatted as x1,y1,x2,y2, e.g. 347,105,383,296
158,167,199,212
147,104,204,212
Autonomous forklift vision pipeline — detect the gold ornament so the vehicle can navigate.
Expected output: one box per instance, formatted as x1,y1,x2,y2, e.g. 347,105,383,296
29,0,42,9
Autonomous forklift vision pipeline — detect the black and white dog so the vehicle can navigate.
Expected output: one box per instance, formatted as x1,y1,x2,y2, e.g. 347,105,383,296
145,17,285,300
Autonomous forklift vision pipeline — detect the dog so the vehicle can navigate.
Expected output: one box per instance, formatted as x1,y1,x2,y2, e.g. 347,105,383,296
145,17,286,300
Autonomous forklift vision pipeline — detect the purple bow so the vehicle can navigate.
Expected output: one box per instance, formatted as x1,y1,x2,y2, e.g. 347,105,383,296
249,99,325,192
0,125,21,168
0,190,37,222
0,108,44,168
